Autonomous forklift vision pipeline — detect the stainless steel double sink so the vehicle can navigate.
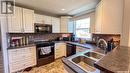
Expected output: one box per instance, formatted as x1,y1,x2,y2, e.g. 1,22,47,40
69,51,104,73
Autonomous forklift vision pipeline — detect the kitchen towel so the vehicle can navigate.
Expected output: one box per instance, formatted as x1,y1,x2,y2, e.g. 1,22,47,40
40,46,51,55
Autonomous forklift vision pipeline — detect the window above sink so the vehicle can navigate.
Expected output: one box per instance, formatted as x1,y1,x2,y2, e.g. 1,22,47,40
75,17,92,40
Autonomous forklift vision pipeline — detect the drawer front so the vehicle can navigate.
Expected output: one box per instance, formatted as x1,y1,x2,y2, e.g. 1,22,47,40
55,50,65,59
55,53,63,59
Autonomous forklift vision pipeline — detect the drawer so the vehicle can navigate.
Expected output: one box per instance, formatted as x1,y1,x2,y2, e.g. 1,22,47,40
55,49,63,53
9,62,25,73
8,49,22,56
9,56,23,63
55,52,64,59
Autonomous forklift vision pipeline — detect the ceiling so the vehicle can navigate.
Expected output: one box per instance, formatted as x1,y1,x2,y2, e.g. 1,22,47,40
15,0,100,16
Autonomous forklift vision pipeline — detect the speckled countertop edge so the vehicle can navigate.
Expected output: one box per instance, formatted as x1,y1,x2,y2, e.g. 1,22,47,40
94,46,130,73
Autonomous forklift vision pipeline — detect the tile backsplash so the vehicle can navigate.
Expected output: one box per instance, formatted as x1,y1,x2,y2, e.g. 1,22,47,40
8,33,73,47
92,34,121,45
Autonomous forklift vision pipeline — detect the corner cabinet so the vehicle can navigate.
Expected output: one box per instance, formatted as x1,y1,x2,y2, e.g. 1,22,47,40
52,17,60,33
8,46,36,73
95,0,123,34
60,16,74,33
8,6,35,33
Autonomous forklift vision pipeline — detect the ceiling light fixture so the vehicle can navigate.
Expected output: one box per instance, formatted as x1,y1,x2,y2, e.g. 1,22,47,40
61,9,65,11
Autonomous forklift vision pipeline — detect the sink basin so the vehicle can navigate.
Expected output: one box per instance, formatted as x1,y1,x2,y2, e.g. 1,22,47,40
84,52,104,60
71,56,96,72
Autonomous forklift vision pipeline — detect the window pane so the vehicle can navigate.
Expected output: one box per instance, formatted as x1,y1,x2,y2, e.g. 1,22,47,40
76,29,91,38
76,18,90,28
75,17,91,39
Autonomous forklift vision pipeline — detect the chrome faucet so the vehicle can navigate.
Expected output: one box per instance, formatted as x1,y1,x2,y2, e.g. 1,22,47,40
97,39,108,54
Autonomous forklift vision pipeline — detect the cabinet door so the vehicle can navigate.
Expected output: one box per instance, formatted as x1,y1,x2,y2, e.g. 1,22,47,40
8,48,25,73
68,20,74,33
102,0,123,34
43,15,52,24
55,43,66,59
8,6,23,33
52,17,60,33
23,8,34,33
60,17,68,33
95,1,103,33
23,47,36,68
34,14,45,23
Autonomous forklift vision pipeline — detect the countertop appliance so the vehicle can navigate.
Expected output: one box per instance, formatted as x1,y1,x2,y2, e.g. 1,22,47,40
34,23,52,33
35,41,55,66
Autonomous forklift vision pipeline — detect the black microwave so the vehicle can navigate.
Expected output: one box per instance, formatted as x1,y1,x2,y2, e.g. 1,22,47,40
35,23,52,33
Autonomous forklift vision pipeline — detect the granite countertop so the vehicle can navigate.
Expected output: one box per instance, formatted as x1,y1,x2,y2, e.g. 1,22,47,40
66,42,97,49
94,46,130,73
62,43,130,73
8,44,36,50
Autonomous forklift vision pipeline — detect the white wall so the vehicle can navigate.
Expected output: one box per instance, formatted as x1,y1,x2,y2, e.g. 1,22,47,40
0,0,9,72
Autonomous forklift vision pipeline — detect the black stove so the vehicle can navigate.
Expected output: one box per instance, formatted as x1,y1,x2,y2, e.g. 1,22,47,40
35,40,55,67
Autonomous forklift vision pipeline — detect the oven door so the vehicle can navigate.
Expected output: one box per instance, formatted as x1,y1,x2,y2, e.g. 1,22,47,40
37,46,54,59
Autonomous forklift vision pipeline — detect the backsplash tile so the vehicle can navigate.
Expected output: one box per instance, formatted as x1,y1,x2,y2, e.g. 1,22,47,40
92,34,121,45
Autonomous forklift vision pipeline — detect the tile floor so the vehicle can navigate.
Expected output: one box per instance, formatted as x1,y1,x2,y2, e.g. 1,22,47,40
23,59,68,73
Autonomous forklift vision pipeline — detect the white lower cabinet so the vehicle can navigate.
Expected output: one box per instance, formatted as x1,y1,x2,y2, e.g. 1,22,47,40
55,43,66,59
8,46,36,73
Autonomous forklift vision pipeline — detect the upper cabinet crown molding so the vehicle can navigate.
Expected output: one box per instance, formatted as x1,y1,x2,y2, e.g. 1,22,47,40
95,0,123,34
7,6,35,33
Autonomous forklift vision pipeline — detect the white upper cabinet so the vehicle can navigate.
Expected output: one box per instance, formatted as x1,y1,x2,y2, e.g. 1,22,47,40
51,17,60,33
23,8,34,33
60,16,73,33
60,16,68,33
95,2,103,33
34,14,44,23
34,14,52,24
43,15,52,24
8,7,23,33
8,6,34,33
95,0,123,34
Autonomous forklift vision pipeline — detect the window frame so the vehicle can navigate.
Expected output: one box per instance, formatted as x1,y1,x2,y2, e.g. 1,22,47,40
75,17,91,40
